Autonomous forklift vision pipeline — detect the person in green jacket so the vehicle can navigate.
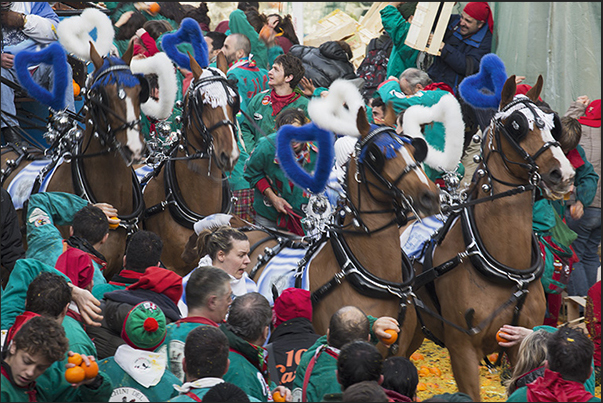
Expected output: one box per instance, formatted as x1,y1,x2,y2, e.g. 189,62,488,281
220,292,291,402
240,53,309,154
228,8,269,71
377,68,465,183
506,325,600,402
98,301,182,401
25,192,119,288
290,306,400,403
243,108,317,232
169,325,261,402
157,266,232,382
1,315,68,403
380,2,420,79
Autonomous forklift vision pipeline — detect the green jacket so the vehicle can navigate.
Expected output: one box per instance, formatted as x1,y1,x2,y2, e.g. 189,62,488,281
25,192,107,288
168,382,261,402
228,9,269,71
377,81,464,181
227,136,252,191
380,5,420,78
243,133,318,223
98,355,181,402
227,58,269,115
1,360,38,403
239,89,309,155
291,317,379,403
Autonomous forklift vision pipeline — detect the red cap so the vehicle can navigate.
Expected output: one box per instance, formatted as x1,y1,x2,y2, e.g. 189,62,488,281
55,247,95,290
515,84,543,102
463,2,494,34
579,99,601,128
272,288,312,327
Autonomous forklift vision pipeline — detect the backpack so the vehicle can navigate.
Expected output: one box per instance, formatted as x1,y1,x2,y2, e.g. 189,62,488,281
356,35,393,102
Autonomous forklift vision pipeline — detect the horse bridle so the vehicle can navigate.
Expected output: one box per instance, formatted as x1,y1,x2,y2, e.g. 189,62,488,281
340,126,422,235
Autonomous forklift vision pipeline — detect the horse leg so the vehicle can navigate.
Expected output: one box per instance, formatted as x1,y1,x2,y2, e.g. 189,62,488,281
448,339,482,401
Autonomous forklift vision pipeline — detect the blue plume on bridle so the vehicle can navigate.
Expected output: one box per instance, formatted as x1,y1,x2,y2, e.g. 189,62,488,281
89,57,140,90
358,125,409,164
13,42,69,111
161,17,209,70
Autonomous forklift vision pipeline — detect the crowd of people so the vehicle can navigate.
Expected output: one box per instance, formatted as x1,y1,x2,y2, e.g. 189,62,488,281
1,1,601,402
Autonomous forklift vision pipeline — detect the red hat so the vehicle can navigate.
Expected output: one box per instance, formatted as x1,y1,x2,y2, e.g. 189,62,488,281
126,266,183,306
463,2,494,34
55,247,95,289
515,84,543,102
579,99,601,128
272,288,312,327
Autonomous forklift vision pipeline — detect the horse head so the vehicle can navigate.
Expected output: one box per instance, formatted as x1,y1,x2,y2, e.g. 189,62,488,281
350,108,440,220
493,75,575,199
87,41,147,165
183,51,240,172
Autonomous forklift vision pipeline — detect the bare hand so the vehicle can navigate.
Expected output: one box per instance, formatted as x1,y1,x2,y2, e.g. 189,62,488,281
273,385,293,402
69,284,103,327
373,316,400,339
93,202,119,226
570,201,584,220
271,195,292,215
115,10,134,28
496,324,533,348
1,53,15,69
66,353,100,387
299,77,316,97
576,95,590,106
515,76,526,84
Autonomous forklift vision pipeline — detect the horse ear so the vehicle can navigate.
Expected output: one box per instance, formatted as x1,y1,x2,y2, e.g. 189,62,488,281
122,40,134,66
525,75,544,103
383,101,397,128
499,75,517,110
216,51,228,76
189,51,203,81
180,232,199,264
89,41,103,71
357,106,371,139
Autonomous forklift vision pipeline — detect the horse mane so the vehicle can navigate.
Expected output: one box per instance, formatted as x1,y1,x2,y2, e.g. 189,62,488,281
190,67,237,109
89,57,140,90
358,127,407,164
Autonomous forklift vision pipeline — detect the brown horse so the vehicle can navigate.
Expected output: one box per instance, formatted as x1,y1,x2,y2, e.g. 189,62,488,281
142,52,240,277
405,76,575,401
2,41,149,281
229,107,440,360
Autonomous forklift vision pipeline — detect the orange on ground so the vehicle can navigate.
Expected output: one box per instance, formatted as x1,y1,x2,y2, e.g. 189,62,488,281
488,353,499,363
149,2,160,14
496,330,510,343
67,353,83,366
417,382,427,391
429,367,442,377
419,366,431,377
81,360,99,379
380,329,398,345
273,390,286,402
73,80,80,97
65,365,86,384
410,352,424,361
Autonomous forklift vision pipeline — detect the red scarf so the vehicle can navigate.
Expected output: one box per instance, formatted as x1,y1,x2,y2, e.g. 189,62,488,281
174,316,219,328
270,89,301,116
566,148,585,169
526,368,594,402
1,364,38,402
424,82,455,95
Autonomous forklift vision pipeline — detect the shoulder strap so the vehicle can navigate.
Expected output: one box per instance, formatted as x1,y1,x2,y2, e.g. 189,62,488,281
184,391,203,402
302,345,339,402
265,342,278,386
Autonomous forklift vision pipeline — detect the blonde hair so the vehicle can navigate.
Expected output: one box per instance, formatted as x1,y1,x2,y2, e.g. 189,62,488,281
504,329,551,397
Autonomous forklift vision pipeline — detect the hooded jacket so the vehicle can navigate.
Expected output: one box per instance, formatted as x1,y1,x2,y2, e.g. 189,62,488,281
289,41,357,89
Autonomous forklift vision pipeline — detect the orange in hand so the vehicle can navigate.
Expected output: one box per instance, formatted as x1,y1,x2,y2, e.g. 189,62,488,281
68,353,83,366
73,80,80,97
380,329,398,345
273,390,286,402
149,2,160,14
108,216,120,230
65,365,86,384
81,360,99,379
496,330,510,343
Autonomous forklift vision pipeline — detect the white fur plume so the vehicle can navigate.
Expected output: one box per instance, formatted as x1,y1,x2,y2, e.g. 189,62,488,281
308,79,365,137
402,93,465,172
57,8,114,60
130,53,178,120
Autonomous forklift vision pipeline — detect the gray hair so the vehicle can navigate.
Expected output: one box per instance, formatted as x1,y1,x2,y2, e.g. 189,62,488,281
225,292,272,342
400,68,432,89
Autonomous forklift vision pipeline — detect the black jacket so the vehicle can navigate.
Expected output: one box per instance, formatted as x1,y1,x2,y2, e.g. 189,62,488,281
86,288,182,359
289,41,357,89
1,188,25,274
266,317,320,388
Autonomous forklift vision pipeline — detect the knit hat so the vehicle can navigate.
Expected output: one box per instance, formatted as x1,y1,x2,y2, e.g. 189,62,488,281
121,301,167,351
126,266,183,306
463,2,494,34
272,288,312,327
55,247,95,290
515,84,543,102
578,99,601,128
398,2,418,21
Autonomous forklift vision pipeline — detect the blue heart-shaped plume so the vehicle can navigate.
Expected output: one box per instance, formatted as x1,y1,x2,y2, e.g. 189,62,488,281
161,18,209,70
14,42,69,111
276,122,335,194
459,53,508,109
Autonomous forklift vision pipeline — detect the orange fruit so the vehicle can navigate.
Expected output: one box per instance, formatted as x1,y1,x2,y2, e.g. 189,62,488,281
81,360,99,379
488,352,499,363
65,365,86,384
419,366,431,377
108,216,120,230
496,330,510,343
68,353,83,366
73,80,80,97
273,390,286,402
149,2,160,14
380,329,398,345
417,382,427,391
429,367,442,377
410,352,424,361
